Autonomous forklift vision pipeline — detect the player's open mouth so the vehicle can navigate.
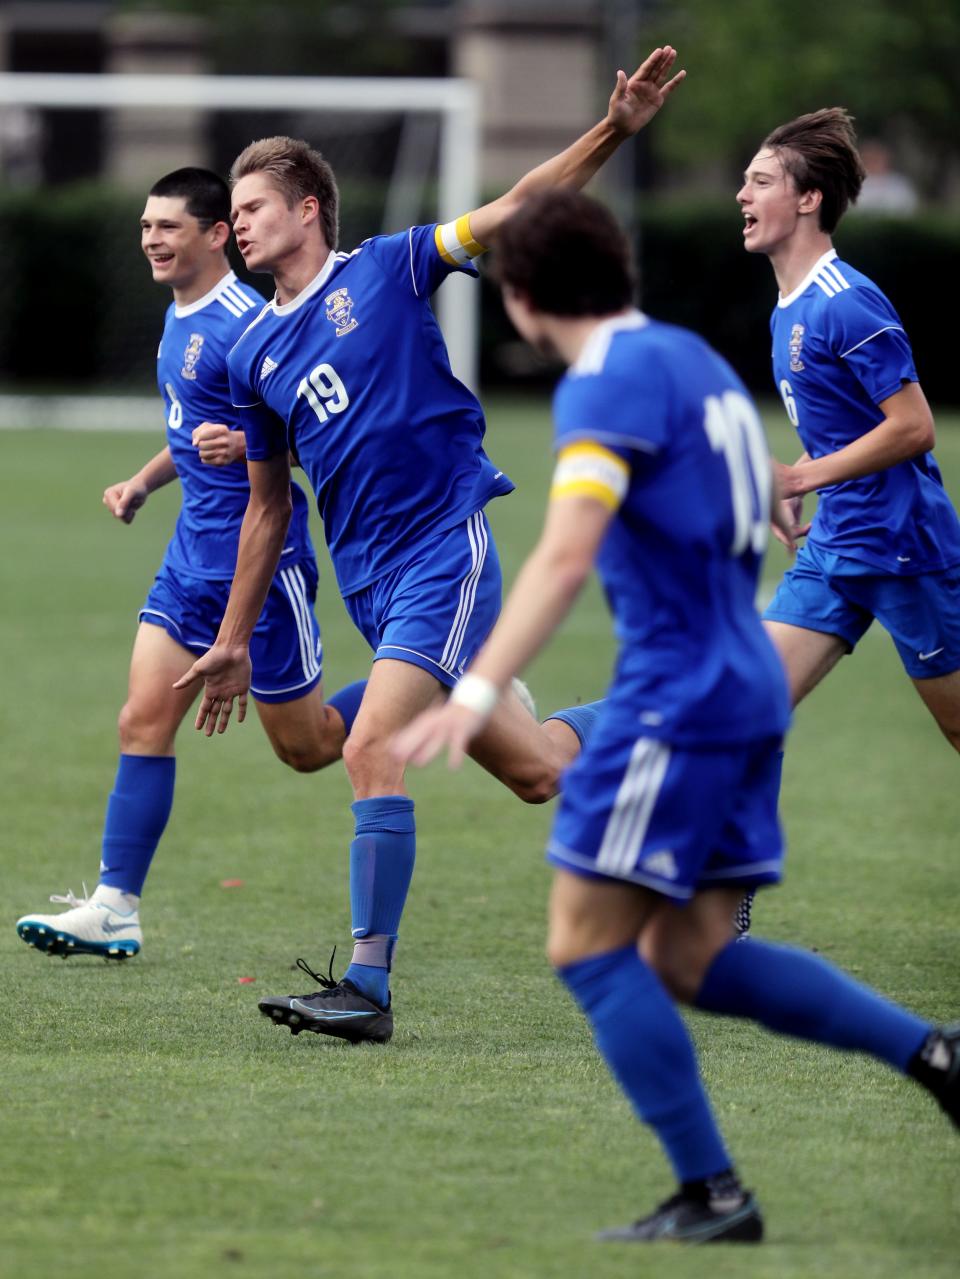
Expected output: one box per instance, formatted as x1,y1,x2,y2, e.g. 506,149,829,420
743,214,758,236
151,253,175,265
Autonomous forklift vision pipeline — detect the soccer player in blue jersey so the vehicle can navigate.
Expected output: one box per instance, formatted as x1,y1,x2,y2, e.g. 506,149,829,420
174,49,686,1042
394,189,960,1243
740,109,960,737
733,109,960,933
16,168,364,961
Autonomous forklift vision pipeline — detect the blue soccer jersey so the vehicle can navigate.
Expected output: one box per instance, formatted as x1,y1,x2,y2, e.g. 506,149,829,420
772,250,960,575
229,223,514,597
551,312,789,747
157,270,313,579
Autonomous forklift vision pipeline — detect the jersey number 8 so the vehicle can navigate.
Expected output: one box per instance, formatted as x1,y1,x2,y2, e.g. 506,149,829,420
702,390,771,556
297,363,350,424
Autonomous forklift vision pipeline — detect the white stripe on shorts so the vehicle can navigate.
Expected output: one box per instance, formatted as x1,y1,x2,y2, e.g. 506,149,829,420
440,512,488,673
596,738,671,878
279,566,320,681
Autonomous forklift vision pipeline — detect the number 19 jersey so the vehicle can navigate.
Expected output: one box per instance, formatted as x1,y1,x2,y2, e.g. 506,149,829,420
229,226,514,597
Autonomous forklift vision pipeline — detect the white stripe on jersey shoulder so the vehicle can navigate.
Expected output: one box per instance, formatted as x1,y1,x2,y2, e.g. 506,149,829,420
226,300,274,358
839,325,905,359
571,309,649,377
174,271,256,319
777,249,845,308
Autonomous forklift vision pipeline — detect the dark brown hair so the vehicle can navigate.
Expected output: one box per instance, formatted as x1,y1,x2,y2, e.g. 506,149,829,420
230,136,339,249
495,189,635,317
762,108,866,234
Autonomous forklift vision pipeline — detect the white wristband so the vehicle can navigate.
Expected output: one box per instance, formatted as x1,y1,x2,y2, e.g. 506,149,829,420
450,673,499,717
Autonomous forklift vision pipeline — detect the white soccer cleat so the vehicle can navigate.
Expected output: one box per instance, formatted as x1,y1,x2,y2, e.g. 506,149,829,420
16,883,142,960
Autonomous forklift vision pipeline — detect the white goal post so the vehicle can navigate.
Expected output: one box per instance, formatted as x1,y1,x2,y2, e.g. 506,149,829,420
0,72,481,387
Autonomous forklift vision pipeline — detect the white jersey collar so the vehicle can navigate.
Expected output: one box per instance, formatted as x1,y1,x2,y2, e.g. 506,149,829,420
777,249,838,309
270,250,339,316
174,270,240,318
572,308,649,376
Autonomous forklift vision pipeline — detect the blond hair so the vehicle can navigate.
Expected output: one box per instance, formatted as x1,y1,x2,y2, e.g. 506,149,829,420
231,136,339,248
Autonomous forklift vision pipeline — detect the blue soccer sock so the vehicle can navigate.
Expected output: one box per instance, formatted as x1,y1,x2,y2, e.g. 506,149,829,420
558,944,732,1183
99,754,176,897
696,938,931,1072
327,679,367,736
343,795,416,1007
544,700,604,749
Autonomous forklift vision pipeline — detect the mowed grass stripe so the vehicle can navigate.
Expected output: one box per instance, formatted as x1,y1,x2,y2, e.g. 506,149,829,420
1,400,958,1277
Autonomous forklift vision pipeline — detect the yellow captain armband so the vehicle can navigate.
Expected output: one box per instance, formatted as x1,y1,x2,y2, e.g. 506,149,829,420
434,213,487,266
550,443,630,512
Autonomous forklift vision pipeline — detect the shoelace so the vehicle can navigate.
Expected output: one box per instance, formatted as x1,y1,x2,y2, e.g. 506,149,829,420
48,883,90,908
295,948,339,992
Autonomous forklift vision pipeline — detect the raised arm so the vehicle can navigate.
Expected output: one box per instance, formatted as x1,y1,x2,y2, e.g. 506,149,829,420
172,451,293,734
102,445,178,524
469,46,685,247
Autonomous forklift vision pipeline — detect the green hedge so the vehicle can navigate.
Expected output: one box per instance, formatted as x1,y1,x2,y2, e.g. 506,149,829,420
481,200,959,404
1,187,956,402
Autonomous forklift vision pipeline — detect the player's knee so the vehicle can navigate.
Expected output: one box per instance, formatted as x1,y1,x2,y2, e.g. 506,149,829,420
117,698,173,754
270,737,337,773
505,763,559,806
342,728,401,793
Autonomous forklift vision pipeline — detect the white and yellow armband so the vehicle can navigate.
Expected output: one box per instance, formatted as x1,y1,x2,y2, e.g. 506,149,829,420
550,443,630,512
434,214,487,266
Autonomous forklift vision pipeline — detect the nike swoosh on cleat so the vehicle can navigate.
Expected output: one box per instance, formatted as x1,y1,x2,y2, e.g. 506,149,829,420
101,919,138,934
289,1000,377,1020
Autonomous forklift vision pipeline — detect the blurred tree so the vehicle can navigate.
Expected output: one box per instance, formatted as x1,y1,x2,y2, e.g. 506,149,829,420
117,0,449,78
645,0,959,198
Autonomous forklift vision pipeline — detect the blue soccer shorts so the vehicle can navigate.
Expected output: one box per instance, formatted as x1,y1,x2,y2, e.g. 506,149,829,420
547,708,784,900
343,510,502,689
139,555,323,704
764,540,960,679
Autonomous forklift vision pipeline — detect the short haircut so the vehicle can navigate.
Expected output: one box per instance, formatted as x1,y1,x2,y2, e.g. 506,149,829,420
148,167,231,230
230,136,340,250
495,189,635,317
761,108,867,234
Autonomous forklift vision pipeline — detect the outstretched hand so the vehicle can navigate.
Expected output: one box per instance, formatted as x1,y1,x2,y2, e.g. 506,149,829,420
172,643,251,736
392,701,488,772
607,46,686,137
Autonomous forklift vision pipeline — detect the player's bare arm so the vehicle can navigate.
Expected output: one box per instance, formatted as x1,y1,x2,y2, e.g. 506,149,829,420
192,421,246,467
394,494,612,770
775,382,935,498
468,47,685,247
102,446,178,524
173,450,293,735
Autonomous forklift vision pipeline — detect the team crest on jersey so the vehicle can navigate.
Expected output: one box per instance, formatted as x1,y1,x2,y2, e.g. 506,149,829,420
181,332,205,380
788,323,805,373
325,287,358,337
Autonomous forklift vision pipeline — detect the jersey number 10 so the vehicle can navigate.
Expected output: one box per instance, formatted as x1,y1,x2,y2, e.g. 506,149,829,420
702,390,771,556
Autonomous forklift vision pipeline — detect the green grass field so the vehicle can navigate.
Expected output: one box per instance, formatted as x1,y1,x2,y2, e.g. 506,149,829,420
2,398,959,1278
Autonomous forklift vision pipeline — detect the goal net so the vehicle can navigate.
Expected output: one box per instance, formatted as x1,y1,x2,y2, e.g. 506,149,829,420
0,72,480,415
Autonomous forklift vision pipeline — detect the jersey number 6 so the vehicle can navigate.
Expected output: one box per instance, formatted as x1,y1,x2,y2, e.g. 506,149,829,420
296,363,350,424
702,390,771,556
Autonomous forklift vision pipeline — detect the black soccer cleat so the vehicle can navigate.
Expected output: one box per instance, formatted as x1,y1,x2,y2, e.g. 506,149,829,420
910,1023,960,1129
258,954,393,1045
597,1189,764,1244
